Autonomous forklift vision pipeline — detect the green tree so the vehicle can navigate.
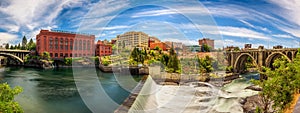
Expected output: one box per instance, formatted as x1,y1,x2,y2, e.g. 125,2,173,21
0,83,23,113
41,52,51,60
198,55,213,73
21,36,27,50
27,38,34,50
5,43,9,49
167,47,180,73
160,54,169,66
252,52,300,112
17,43,21,49
234,47,240,51
202,44,211,52
10,45,14,49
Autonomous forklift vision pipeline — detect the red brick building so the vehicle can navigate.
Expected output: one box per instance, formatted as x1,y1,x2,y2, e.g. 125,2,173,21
198,38,214,50
95,40,112,56
36,30,95,58
149,42,169,51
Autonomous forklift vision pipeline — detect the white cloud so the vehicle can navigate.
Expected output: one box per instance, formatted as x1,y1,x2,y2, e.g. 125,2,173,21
1,24,20,33
239,20,271,33
131,6,209,18
268,0,300,26
272,34,293,39
218,26,270,40
176,23,270,40
98,25,132,30
0,32,19,44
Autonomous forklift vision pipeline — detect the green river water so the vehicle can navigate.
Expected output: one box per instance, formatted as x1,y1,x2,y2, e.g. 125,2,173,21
0,67,140,113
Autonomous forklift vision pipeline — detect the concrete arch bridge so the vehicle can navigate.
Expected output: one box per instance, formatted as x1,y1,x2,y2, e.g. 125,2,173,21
0,49,30,64
227,48,298,73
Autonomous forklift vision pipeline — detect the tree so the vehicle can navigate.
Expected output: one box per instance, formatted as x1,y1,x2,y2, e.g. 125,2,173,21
0,83,23,113
198,55,213,73
27,38,34,50
17,43,21,49
41,52,50,60
202,44,211,52
252,51,300,112
21,36,27,50
5,43,9,49
167,47,180,73
10,45,14,49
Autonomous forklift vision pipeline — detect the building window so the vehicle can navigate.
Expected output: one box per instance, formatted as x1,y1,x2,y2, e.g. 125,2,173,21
83,40,86,50
87,41,90,50
74,40,78,50
50,53,53,57
79,40,82,50
60,53,63,57
44,36,47,50
65,53,68,57
49,38,53,49
55,38,58,49
60,38,64,50
70,39,73,50
55,53,58,57
70,54,72,57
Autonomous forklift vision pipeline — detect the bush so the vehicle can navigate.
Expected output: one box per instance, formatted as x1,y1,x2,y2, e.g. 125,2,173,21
102,60,110,66
0,83,23,113
64,58,72,65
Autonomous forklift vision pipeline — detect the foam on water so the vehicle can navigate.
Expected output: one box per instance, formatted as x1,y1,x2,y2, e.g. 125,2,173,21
129,73,259,113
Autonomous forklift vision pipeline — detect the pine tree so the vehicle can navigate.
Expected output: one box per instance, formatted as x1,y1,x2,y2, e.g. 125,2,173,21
27,38,34,50
167,45,179,73
5,43,9,49
22,36,27,50
17,43,21,49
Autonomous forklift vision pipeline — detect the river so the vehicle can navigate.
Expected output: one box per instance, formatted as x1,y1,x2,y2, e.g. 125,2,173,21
0,67,260,113
0,67,140,113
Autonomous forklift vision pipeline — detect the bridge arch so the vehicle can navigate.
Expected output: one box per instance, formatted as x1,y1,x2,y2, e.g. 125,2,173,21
265,52,291,68
0,53,24,63
234,53,259,73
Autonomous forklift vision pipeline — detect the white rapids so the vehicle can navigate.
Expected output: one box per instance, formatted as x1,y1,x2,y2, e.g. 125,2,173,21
128,75,259,113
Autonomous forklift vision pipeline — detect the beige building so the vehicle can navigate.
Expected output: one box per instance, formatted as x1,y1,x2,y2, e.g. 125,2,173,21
116,31,149,49
165,41,183,49
149,36,160,43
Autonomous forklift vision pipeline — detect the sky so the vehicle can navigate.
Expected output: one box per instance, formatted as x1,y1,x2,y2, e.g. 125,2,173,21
0,0,300,49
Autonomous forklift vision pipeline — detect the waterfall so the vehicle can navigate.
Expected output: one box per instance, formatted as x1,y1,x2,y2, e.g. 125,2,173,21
128,73,259,113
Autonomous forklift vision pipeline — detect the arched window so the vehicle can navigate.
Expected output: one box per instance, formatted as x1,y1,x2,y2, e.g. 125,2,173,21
65,39,68,50
74,40,78,50
49,38,53,49
60,38,64,50
55,38,58,49
79,40,82,50
70,39,73,50
83,40,86,50
87,41,90,50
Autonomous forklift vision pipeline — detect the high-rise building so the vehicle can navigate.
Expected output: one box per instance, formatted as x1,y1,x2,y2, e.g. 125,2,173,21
95,40,112,56
198,38,214,50
36,30,95,58
116,31,149,49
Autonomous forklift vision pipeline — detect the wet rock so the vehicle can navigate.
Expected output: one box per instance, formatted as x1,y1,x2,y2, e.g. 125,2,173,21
245,85,262,91
242,95,264,113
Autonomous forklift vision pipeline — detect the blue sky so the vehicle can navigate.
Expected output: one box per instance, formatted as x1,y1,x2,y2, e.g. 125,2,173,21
0,0,299,49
